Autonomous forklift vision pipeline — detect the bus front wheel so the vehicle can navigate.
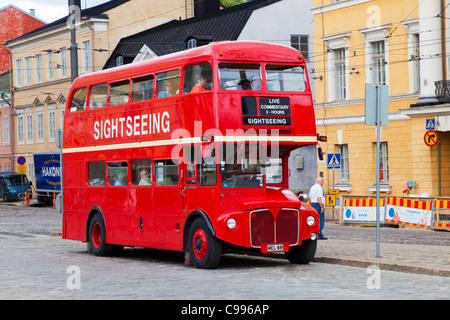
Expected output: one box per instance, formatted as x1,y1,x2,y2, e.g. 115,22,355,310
188,218,222,269
285,238,317,264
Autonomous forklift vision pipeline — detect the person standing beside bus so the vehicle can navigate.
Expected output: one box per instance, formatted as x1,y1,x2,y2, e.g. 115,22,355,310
309,177,327,240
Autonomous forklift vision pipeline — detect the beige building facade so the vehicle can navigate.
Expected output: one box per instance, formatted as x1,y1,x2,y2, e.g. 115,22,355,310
6,0,195,182
312,0,450,198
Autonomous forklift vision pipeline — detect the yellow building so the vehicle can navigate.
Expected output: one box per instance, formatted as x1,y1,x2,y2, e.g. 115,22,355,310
6,0,196,182
312,0,450,198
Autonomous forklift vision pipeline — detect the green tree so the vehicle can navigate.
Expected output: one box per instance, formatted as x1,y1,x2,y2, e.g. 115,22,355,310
220,0,249,8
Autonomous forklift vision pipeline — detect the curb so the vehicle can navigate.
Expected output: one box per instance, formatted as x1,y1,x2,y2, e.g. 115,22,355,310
312,257,450,277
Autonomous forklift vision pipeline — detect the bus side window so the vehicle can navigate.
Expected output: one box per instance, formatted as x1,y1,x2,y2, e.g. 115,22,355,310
107,162,128,186
70,88,87,112
109,80,130,106
155,159,178,185
89,83,108,109
88,161,105,186
156,70,180,98
184,63,212,93
132,75,154,102
131,159,152,186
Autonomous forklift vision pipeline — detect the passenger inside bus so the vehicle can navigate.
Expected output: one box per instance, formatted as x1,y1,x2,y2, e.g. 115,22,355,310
114,171,127,186
139,169,151,185
239,79,252,90
190,73,210,92
158,81,174,97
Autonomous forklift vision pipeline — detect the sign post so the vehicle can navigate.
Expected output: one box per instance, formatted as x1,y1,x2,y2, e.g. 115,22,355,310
365,83,389,258
327,153,341,191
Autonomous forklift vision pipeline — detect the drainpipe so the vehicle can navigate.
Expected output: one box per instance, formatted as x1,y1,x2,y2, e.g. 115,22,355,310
2,42,14,172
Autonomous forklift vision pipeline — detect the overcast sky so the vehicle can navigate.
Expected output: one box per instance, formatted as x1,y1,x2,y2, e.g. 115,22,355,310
0,0,110,23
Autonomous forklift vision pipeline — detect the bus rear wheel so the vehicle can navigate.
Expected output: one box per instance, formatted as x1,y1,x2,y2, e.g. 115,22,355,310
285,238,317,264
89,213,111,256
188,218,222,269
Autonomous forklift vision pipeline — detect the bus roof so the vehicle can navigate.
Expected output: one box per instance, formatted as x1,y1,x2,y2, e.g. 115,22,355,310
70,41,306,89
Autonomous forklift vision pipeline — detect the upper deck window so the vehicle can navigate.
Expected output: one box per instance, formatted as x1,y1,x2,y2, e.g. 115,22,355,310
156,70,180,98
89,83,108,109
132,75,154,102
109,80,130,106
184,63,212,93
219,63,261,91
70,88,87,112
265,65,306,92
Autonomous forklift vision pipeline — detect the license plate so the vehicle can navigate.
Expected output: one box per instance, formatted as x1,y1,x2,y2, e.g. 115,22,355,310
266,244,284,252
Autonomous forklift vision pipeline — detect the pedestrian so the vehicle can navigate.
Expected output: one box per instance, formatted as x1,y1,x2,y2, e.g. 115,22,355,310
309,177,327,240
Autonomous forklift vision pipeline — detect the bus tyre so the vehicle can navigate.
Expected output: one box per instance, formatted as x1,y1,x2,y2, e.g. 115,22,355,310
285,238,317,264
188,218,222,269
89,214,111,256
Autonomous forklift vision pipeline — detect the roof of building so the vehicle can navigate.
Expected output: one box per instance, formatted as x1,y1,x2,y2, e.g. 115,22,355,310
5,0,130,45
103,0,281,69
0,4,46,24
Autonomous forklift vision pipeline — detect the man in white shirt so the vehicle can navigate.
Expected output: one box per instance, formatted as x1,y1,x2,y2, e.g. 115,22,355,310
309,177,327,240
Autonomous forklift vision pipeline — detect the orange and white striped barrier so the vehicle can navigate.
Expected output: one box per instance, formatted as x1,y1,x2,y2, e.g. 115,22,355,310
342,198,385,223
385,197,433,229
433,200,450,229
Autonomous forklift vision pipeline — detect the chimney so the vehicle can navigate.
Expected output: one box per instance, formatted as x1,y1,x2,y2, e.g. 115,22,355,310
29,9,35,17
194,0,220,18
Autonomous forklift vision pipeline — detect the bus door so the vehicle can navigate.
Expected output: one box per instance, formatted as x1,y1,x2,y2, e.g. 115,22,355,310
152,159,183,248
182,146,198,214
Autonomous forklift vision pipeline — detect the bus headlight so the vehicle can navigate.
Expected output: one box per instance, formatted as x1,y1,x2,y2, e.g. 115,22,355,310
227,218,237,230
306,216,315,226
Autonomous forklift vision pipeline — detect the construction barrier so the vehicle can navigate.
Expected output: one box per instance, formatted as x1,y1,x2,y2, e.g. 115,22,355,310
385,197,433,229
340,195,449,231
342,197,385,223
433,199,450,230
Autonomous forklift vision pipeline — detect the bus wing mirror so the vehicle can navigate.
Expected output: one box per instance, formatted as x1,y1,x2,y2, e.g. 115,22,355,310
318,146,324,161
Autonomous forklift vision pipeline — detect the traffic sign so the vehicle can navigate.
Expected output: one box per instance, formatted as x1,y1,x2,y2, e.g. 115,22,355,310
17,156,26,165
327,153,341,169
326,194,336,207
426,119,435,130
424,130,439,147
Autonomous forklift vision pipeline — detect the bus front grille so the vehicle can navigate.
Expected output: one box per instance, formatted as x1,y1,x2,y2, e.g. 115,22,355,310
250,209,299,247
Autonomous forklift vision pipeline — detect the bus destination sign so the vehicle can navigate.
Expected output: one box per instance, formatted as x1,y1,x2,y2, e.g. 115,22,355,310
259,97,290,116
243,97,291,126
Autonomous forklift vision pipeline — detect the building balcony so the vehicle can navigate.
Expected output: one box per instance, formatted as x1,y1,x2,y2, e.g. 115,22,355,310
435,80,450,102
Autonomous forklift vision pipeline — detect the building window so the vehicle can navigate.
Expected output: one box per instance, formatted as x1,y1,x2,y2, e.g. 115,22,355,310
47,51,55,80
411,33,420,93
24,56,32,85
371,41,386,85
59,47,68,78
377,142,389,183
26,113,33,144
188,39,197,49
37,113,44,143
17,114,24,144
337,144,349,184
15,59,23,87
334,49,347,100
291,34,309,60
3,117,9,145
49,110,56,142
116,56,123,67
82,40,91,73
35,54,42,83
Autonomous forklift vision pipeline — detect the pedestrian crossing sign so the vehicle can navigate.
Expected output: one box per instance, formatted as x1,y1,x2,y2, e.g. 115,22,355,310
327,153,341,169
426,119,435,130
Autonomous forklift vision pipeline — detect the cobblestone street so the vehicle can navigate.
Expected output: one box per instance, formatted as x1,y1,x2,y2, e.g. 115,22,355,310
1,205,449,301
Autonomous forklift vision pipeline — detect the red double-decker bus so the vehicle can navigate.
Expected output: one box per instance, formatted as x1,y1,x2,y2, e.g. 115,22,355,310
62,41,321,268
